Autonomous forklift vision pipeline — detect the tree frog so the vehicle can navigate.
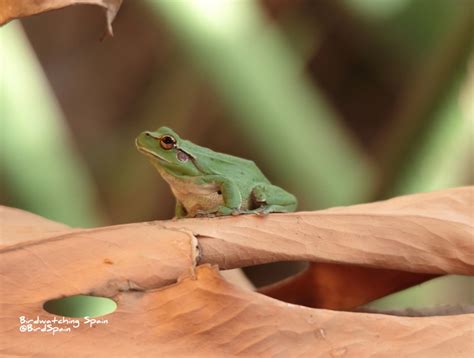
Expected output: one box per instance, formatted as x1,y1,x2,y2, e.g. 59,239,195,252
136,127,297,218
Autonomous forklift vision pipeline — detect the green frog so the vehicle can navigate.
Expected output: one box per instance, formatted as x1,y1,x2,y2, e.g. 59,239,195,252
136,127,297,218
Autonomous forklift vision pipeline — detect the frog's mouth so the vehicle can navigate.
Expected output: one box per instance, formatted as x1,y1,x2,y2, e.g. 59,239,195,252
136,140,171,163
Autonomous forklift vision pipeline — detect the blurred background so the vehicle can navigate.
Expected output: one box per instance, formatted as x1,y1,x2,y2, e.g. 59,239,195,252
1,0,473,310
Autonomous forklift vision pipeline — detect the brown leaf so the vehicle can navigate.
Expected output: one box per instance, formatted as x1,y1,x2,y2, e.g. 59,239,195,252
2,264,473,356
1,216,199,300
0,206,72,249
162,186,474,275
258,263,437,310
1,187,473,356
0,0,122,36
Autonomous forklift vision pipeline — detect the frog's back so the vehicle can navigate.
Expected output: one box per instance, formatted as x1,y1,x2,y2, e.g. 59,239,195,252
191,144,270,184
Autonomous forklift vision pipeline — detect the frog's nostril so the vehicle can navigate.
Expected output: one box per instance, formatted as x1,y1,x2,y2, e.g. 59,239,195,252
145,132,151,137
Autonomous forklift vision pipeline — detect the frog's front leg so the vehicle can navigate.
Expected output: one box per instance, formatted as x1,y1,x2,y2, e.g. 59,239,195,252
250,184,297,214
175,201,187,219
198,175,242,216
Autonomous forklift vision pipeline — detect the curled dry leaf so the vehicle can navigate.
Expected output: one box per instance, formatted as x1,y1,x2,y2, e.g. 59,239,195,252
0,187,473,356
0,0,122,36
2,264,473,356
161,186,473,275
160,186,473,310
1,219,199,300
0,206,72,248
258,263,437,310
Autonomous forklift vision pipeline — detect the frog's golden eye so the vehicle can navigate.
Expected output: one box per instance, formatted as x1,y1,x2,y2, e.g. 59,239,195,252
160,135,176,150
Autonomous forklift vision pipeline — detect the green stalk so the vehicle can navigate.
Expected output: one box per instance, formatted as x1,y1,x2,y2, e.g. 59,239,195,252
389,71,473,195
0,23,101,227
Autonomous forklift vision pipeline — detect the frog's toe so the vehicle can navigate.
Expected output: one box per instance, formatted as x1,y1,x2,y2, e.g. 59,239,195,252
193,210,215,218
214,206,238,216
253,206,272,216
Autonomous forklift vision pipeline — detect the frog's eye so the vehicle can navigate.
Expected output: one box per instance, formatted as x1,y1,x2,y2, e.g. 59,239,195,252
160,135,176,150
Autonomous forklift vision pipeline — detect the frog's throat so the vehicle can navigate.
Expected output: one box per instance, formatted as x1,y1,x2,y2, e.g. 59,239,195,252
136,145,171,163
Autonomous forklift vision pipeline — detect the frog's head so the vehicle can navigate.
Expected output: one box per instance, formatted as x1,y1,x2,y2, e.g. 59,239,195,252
135,127,201,176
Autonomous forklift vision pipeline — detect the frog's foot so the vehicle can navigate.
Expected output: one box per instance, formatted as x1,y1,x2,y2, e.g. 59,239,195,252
256,207,271,216
175,201,188,219
193,210,216,218
193,206,240,218
240,206,273,216
257,205,293,215
251,186,267,206
251,184,298,214
216,206,241,216
239,204,296,217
